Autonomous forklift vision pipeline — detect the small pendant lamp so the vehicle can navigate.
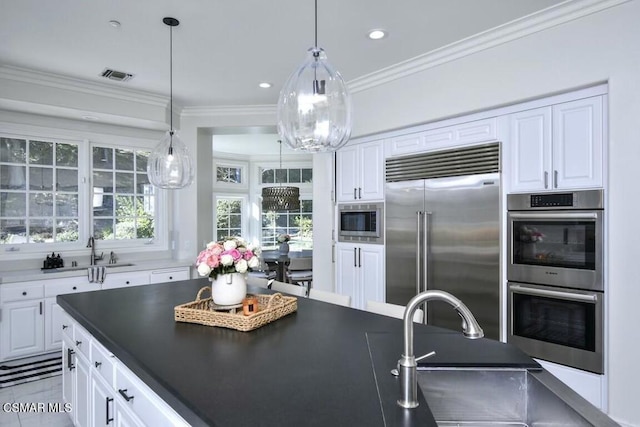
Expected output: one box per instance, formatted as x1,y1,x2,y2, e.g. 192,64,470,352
261,140,300,211
277,0,352,153
147,17,194,189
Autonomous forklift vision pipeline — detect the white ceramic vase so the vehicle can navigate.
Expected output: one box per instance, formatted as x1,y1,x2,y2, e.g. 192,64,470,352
209,273,247,306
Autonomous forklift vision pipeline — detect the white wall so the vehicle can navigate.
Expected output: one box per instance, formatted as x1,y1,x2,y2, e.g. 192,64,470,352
347,2,640,425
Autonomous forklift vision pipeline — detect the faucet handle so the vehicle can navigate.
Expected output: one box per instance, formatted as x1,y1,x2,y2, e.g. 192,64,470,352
415,350,436,364
95,252,104,261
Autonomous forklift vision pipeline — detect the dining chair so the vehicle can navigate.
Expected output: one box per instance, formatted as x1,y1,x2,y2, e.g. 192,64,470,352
308,289,351,307
270,280,307,297
248,258,277,284
365,300,424,323
285,257,313,295
246,275,270,289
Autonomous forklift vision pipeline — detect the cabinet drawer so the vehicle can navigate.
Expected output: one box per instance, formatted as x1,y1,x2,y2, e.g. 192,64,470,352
102,272,150,290
115,364,187,427
91,339,115,386
60,310,73,339
149,268,189,284
1,282,44,302
73,324,91,360
45,280,99,297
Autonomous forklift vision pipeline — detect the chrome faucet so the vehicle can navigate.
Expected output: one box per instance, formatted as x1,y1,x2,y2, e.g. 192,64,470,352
397,290,484,409
86,237,103,265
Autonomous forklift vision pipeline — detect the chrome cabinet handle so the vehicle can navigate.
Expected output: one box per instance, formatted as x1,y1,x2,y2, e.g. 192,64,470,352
416,212,422,296
510,284,597,303
544,171,548,189
118,389,134,402
554,170,558,188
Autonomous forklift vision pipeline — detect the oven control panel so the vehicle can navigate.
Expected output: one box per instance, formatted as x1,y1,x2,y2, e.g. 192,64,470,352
530,193,573,208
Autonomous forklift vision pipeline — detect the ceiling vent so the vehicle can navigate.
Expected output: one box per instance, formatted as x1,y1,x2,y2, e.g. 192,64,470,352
101,68,134,82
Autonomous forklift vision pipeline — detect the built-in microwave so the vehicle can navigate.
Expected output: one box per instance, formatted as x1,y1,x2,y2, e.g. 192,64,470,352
338,203,384,244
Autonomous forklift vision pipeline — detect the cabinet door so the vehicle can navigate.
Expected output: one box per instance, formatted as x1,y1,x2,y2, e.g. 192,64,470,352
92,373,115,427
0,299,44,360
75,353,91,427
102,271,150,290
336,145,359,202
508,107,552,192
149,268,190,284
552,97,603,190
358,141,384,201
335,244,359,308
360,245,385,308
115,403,145,427
44,297,63,352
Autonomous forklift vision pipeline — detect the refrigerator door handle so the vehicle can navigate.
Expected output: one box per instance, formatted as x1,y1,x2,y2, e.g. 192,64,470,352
416,211,423,296
423,212,432,293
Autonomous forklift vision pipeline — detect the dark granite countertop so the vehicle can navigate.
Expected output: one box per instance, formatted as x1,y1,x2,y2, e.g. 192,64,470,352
57,278,539,427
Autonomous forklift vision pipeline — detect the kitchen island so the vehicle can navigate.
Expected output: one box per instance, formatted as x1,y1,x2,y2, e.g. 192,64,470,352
57,278,614,427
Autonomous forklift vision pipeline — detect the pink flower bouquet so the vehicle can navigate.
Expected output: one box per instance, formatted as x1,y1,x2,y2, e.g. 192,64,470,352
195,236,261,280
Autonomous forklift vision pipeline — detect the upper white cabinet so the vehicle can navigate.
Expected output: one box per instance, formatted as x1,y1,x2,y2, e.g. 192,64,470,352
508,96,604,192
336,140,384,202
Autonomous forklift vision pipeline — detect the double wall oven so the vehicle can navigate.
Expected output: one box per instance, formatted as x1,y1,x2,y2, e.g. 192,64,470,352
506,189,604,374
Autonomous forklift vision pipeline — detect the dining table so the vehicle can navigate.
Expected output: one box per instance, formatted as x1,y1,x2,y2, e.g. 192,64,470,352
261,249,312,282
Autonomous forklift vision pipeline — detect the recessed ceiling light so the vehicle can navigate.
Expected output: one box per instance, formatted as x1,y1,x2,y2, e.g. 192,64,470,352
259,82,272,89
109,20,121,28
368,29,387,40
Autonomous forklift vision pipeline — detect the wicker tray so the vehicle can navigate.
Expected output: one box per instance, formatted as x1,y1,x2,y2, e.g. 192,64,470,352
174,286,297,332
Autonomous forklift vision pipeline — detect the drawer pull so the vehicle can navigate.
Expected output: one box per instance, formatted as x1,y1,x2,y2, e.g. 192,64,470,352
169,276,173,280
72,286,77,290
67,348,75,370
126,281,130,284
62,324,68,330
76,340,82,347
118,388,134,402
106,397,114,424
94,361,102,368
22,291,27,296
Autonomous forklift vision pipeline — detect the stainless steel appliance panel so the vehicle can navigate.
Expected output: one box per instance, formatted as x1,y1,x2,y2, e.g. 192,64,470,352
385,180,424,306
507,282,603,374
385,173,500,340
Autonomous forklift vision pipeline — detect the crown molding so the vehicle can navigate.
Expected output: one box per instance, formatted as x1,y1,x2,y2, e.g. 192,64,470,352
348,0,631,93
181,104,277,117
0,64,168,107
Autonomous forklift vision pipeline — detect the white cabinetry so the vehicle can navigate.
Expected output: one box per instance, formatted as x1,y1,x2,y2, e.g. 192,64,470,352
149,267,190,284
61,310,189,427
0,282,44,360
508,96,603,192
336,140,384,202
335,243,384,309
102,271,150,290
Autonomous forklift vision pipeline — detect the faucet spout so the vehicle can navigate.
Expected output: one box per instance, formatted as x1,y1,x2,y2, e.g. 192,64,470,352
87,237,96,266
397,290,484,409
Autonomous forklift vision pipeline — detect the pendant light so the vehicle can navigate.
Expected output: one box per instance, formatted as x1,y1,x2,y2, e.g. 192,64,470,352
261,140,300,211
277,0,352,153
147,17,194,189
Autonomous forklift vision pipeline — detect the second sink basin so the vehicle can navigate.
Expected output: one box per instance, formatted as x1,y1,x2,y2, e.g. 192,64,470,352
417,367,617,427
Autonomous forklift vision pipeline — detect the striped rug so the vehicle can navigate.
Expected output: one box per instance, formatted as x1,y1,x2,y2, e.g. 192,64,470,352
0,352,62,388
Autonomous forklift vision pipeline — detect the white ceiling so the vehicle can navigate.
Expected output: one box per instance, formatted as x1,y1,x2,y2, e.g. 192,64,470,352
1,0,566,109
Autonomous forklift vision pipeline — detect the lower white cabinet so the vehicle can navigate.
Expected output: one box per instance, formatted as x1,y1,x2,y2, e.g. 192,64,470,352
0,265,190,362
62,310,189,427
335,243,384,310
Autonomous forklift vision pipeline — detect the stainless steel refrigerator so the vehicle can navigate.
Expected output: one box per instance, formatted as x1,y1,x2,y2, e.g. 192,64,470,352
385,143,500,340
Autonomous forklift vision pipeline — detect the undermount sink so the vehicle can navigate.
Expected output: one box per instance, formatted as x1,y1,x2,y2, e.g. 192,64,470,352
42,263,136,273
417,367,616,427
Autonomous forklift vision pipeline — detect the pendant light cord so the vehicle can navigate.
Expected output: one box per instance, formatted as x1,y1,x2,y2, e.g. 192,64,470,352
169,23,174,135
314,0,318,48
278,140,283,188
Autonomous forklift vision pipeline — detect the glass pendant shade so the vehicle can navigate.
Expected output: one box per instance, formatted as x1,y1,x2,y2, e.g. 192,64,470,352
277,47,352,152
261,186,301,211
147,130,194,189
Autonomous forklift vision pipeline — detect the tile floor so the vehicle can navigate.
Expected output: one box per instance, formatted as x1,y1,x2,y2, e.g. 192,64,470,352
0,375,73,427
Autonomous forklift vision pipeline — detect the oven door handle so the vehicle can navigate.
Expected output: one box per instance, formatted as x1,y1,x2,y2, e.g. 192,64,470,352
510,285,598,303
508,212,598,220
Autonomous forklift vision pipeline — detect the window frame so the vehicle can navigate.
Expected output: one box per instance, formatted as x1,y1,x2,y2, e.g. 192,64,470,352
0,125,169,260
213,194,248,242
213,159,249,190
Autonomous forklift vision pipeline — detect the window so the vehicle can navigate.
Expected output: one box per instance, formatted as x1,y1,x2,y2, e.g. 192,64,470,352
261,199,313,250
91,146,154,240
0,131,165,255
259,165,312,250
214,196,245,240
213,160,248,190
0,137,79,244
